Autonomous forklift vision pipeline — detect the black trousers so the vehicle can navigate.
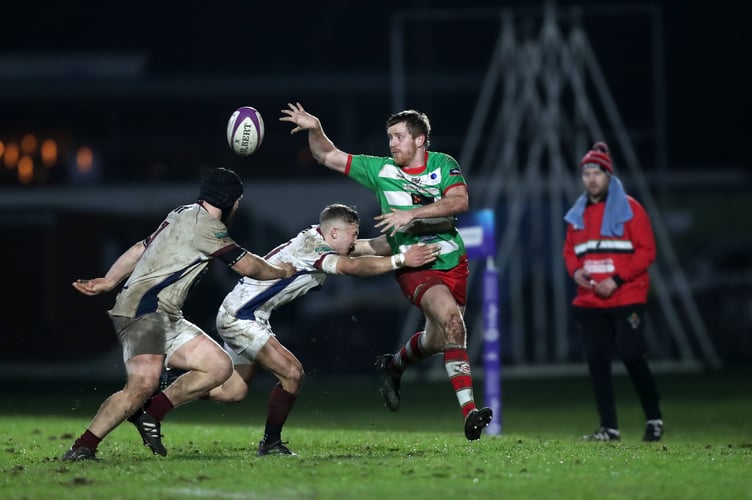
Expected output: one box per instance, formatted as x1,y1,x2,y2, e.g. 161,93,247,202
573,304,662,429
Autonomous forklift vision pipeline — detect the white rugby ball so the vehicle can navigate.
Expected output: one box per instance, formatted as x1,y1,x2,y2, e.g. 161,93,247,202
226,106,265,156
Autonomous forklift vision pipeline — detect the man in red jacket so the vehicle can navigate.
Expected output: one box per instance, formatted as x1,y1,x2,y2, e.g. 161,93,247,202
563,142,664,442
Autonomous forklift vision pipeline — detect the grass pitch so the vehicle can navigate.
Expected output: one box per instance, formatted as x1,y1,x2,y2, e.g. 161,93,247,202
1,368,750,499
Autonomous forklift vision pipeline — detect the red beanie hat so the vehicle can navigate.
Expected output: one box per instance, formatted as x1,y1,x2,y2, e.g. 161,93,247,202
580,142,613,174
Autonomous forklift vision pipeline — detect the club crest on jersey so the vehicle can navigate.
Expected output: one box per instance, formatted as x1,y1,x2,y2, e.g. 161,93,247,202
214,230,229,238
420,169,442,186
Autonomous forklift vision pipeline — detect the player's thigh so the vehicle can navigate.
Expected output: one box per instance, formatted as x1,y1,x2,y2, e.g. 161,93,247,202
255,337,303,381
111,313,168,362
422,284,465,327
211,368,250,402
217,310,273,361
168,319,230,372
234,363,256,382
124,353,165,394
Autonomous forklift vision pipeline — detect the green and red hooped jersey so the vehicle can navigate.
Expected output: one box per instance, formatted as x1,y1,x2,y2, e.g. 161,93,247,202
345,151,467,271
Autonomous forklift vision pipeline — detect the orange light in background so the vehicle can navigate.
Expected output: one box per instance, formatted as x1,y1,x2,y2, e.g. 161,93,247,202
0,140,5,158
77,146,93,173
21,134,37,154
17,155,34,184
41,139,58,167
4,142,19,169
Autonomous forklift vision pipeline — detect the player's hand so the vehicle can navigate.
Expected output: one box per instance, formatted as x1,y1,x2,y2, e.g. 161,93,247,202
72,278,111,296
280,102,319,134
375,209,413,237
276,261,297,278
402,243,441,268
573,269,596,289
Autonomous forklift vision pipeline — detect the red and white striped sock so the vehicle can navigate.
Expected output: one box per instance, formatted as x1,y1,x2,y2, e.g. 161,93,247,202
443,348,477,419
392,331,430,374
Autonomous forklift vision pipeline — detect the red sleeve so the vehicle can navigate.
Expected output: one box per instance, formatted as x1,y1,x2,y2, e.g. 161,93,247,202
617,199,656,281
344,154,353,176
562,224,580,277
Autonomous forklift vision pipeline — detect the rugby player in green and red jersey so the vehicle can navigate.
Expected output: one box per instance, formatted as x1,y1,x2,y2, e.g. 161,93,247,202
281,102,492,441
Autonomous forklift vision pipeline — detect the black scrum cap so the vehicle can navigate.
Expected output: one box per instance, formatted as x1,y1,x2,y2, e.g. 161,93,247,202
199,168,243,210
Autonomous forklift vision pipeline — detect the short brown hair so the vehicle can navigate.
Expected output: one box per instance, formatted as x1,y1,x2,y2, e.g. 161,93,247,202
320,203,359,227
386,110,431,147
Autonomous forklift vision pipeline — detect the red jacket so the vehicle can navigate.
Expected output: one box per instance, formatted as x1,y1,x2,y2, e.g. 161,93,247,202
563,195,655,308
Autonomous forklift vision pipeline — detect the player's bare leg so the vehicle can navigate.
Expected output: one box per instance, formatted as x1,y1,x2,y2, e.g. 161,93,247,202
63,354,163,460
252,338,304,456
208,364,255,402
164,335,234,406
421,285,493,441
131,336,234,456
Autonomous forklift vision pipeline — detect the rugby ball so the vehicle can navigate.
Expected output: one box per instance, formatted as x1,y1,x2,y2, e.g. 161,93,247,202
226,106,265,156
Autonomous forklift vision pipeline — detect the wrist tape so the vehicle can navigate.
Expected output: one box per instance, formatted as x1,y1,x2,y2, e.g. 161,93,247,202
390,253,406,270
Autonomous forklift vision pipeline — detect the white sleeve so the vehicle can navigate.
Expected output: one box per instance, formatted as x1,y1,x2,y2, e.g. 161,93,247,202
320,254,341,275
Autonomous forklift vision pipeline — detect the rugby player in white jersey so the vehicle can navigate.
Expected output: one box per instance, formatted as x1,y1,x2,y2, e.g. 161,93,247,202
145,203,439,457
62,168,297,461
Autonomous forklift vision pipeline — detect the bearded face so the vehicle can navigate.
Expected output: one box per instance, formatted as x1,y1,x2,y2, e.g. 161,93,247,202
387,122,421,168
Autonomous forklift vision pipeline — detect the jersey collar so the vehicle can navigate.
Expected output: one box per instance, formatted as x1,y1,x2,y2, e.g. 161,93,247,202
400,151,429,175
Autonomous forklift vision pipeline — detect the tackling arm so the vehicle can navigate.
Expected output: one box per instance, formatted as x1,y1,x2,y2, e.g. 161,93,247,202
335,242,440,276
349,234,392,257
232,252,297,280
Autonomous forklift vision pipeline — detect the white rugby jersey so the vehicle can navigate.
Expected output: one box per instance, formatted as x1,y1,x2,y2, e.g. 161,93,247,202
220,225,339,322
110,203,245,319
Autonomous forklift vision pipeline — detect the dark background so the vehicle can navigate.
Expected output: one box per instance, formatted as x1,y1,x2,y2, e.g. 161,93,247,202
1,1,750,376
1,0,749,172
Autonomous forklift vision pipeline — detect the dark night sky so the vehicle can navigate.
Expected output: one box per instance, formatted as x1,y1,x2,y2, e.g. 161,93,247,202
2,0,749,170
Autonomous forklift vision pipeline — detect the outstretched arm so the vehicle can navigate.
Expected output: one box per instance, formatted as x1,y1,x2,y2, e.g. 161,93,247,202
280,102,350,173
72,241,146,296
350,234,393,257
335,242,440,277
232,252,297,281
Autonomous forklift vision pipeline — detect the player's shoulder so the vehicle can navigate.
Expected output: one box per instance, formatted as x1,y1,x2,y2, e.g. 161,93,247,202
352,153,392,165
190,208,232,241
427,151,461,170
298,226,334,255
298,224,323,242
428,150,456,161
173,202,216,224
